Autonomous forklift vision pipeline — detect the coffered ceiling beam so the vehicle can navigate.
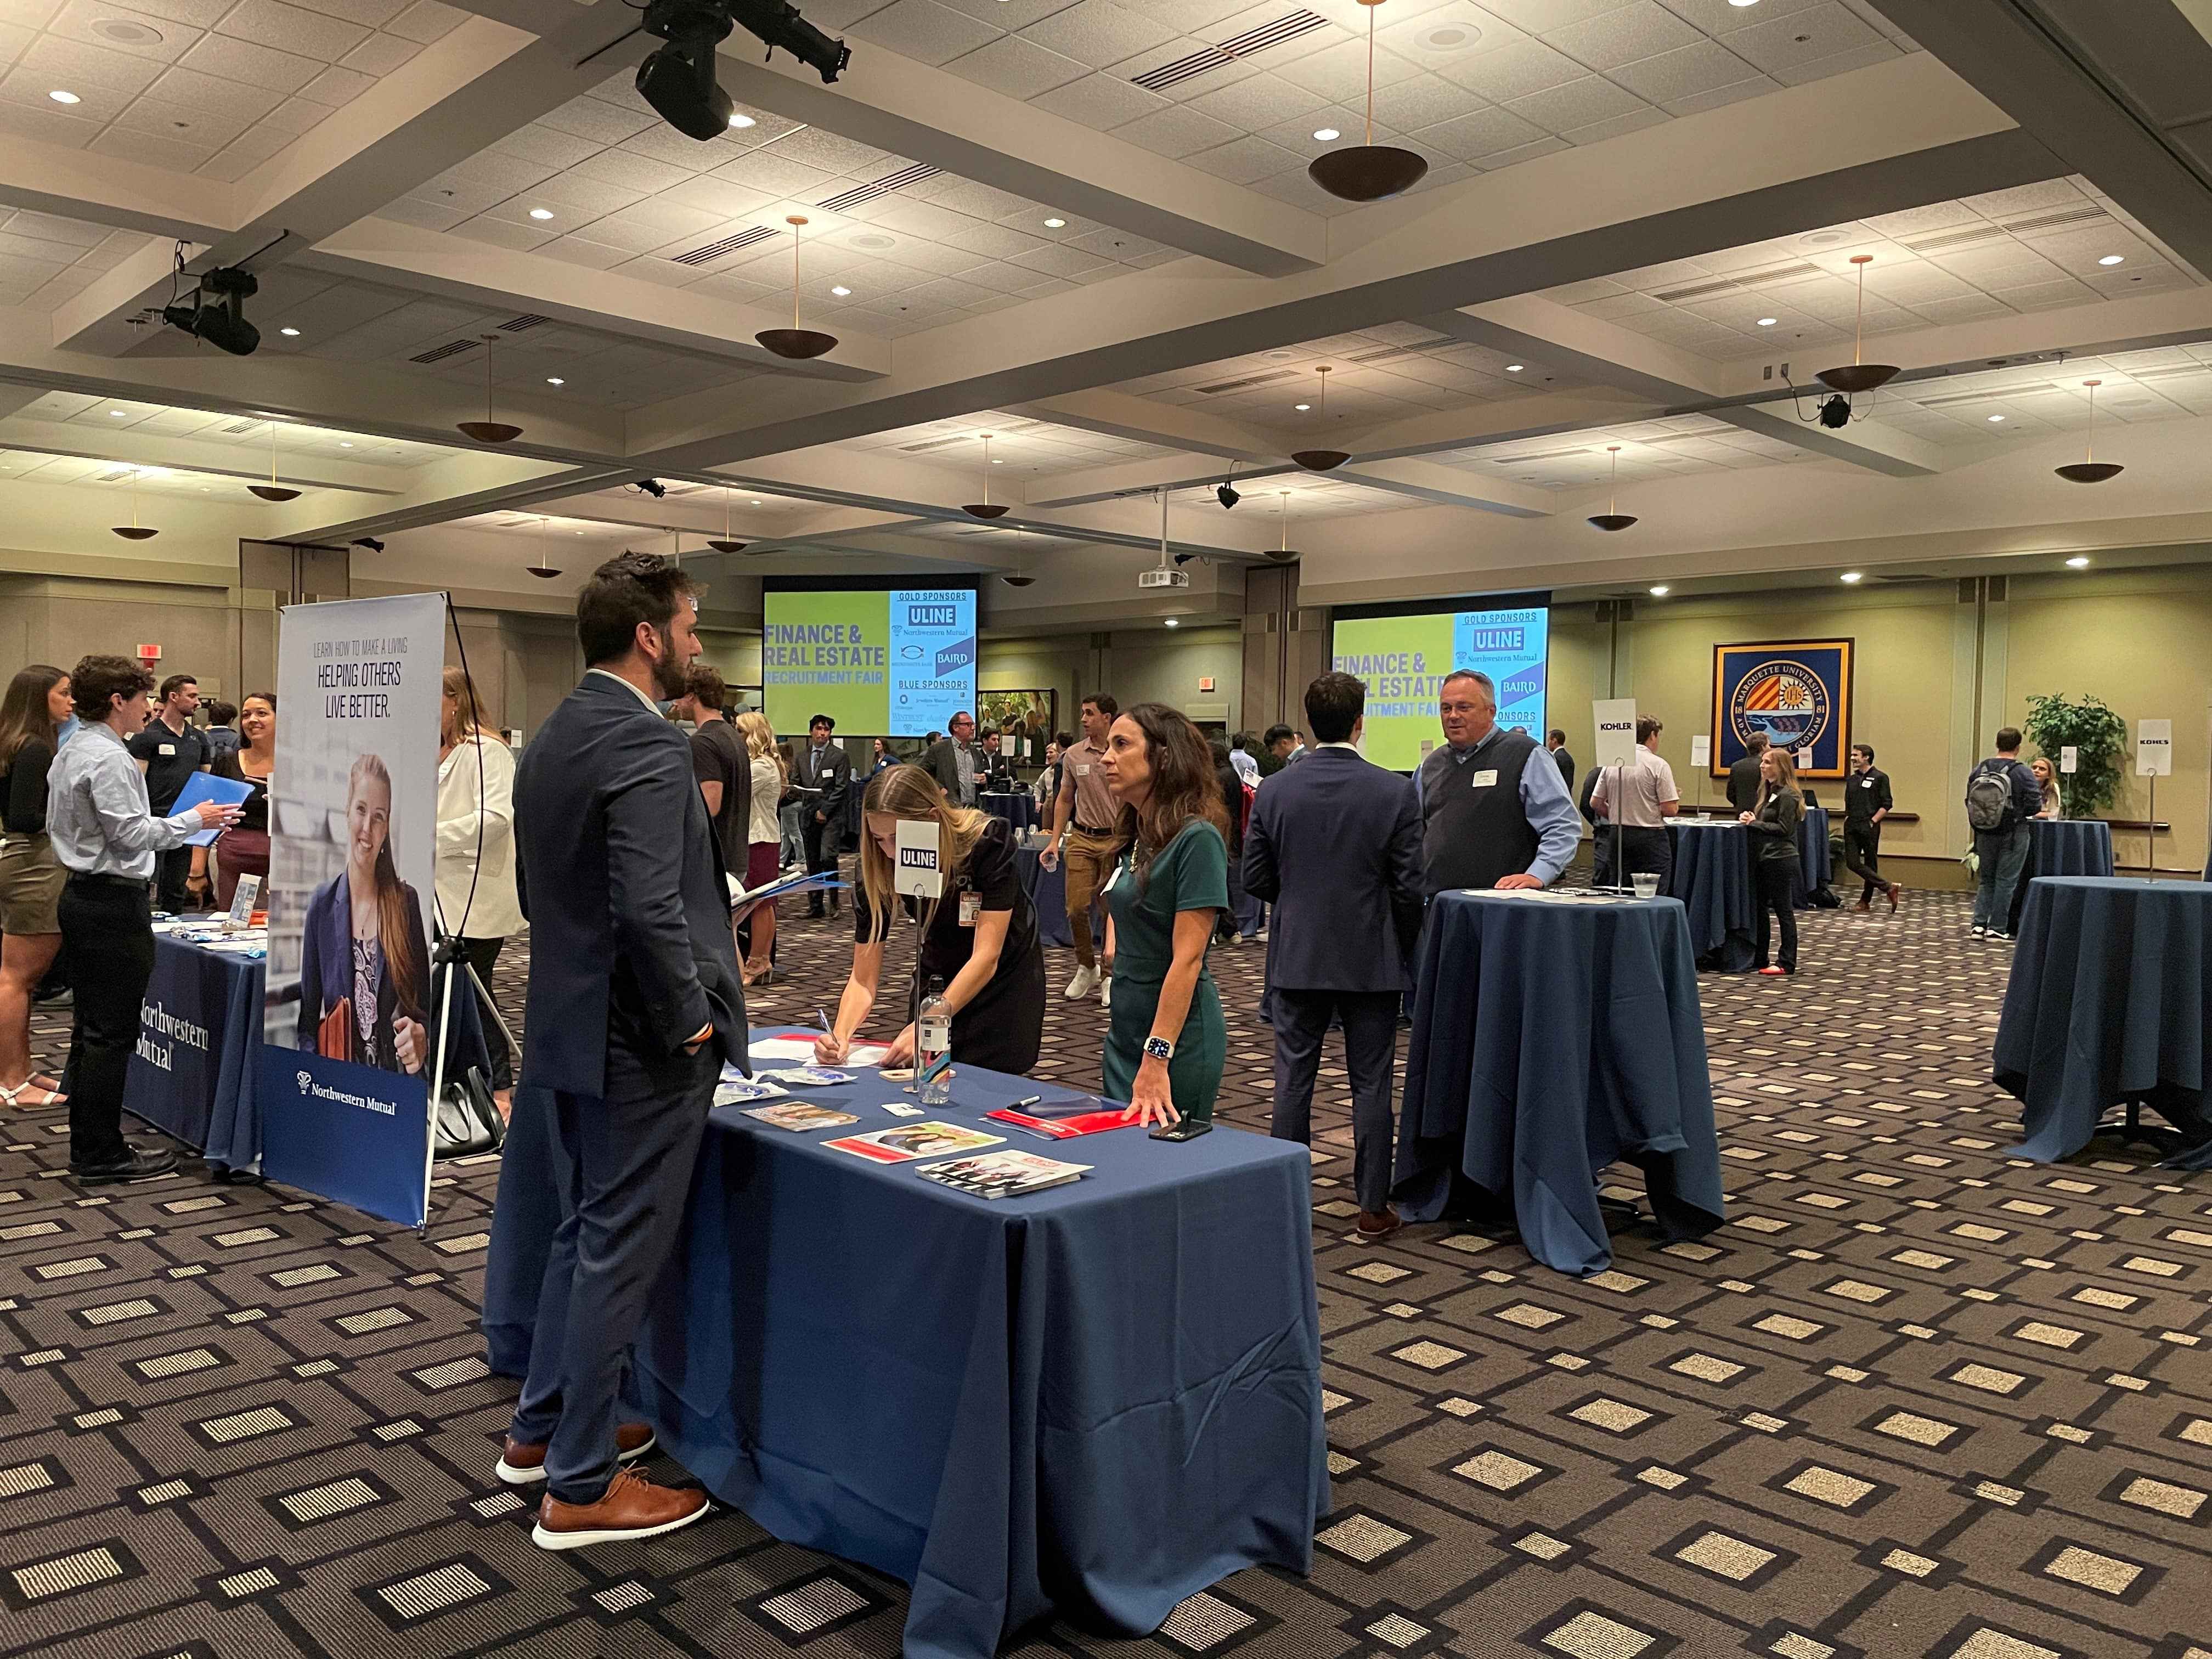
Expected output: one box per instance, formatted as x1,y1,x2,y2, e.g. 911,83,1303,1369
617,57,2054,473
0,416,408,494
707,37,1325,279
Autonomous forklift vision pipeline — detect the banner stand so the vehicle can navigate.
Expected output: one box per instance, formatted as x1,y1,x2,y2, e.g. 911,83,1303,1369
420,934,464,1236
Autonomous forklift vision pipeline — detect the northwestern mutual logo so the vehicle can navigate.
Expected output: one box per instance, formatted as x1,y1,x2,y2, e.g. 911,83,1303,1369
295,1068,398,1117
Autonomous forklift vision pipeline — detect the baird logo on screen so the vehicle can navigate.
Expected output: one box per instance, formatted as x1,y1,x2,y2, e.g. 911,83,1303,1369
907,603,960,626
934,636,976,675
295,1069,397,1117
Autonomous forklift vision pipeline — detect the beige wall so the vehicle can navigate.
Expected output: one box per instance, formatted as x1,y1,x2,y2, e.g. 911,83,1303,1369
0,571,255,701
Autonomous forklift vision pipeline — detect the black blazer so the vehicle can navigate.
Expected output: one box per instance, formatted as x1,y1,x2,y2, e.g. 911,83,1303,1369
921,737,979,802
795,739,853,821
1242,747,1424,992
515,674,746,1097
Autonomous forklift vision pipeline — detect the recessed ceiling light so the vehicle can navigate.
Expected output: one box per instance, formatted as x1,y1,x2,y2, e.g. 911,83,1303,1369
749,499,761,505
1164,618,1178,628
1313,127,1339,142
1505,363,1523,372
528,207,554,221
545,376,564,385
1756,317,1778,326
1649,585,1668,596
2098,254,2124,266
279,326,300,336
1840,571,1863,583
728,114,755,128
49,89,80,104
830,284,850,296
1043,217,1065,228
1729,0,1760,7
108,409,127,417
1294,401,1311,410
2066,555,2090,567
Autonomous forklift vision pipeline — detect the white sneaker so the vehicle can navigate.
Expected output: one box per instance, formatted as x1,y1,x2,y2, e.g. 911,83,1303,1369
1256,928,1269,943
1064,965,1097,1000
1099,972,1112,1008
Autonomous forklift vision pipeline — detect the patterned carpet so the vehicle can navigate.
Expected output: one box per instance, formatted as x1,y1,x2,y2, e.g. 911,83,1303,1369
2,870,2209,1659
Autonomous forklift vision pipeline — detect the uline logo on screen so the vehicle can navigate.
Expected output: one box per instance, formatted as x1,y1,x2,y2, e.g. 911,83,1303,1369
1469,625,1525,652
907,603,960,627
934,635,977,675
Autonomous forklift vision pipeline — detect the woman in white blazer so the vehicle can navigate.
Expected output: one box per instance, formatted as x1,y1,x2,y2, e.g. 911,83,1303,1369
437,667,523,1110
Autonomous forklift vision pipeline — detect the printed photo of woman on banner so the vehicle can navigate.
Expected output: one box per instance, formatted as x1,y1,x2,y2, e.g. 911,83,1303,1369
258,591,448,1228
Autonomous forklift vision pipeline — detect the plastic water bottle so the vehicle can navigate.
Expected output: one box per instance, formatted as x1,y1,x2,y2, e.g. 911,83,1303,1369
917,978,952,1106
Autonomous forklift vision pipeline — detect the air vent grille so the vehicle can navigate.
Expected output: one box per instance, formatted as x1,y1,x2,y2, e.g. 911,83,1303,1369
1652,262,1821,303
897,434,975,453
817,162,940,213
498,314,550,332
1917,383,2056,407
673,224,778,267
1132,10,1328,91
221,420,257,433
1195,368,1299,395
1346,345,1421,366
1488,445,1593,464
2120,363,2212,383
409,340,479,365
96,468,133,483
1903,206,2109,255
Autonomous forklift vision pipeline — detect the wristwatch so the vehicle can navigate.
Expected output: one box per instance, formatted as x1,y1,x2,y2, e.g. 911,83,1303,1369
1142,1035,1174,1063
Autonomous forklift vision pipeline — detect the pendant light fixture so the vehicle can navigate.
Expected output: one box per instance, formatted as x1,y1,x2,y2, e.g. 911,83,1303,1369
1309,0,1428,202
2055,378,2125,484
963,433,1009,518
1266,489,1299,563
1588,445,1637,532
1291,366,1351,471
1000,526,1034,586
1815,255,1899,396
708,484,747,553
756,216,838,360
458,334,524,444
524,520,561,579
247,420,300,501
111,465,158,539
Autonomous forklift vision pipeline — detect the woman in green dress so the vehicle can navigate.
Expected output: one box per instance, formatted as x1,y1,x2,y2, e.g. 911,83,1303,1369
1097,702,1232,1126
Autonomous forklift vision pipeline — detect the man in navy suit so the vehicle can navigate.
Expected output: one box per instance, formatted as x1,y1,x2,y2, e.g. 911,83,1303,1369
1243,672,1425,1238
498,551,746,1550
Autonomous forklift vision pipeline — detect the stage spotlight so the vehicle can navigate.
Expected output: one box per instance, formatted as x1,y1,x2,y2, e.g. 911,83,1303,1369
351,537,385,553
1816,394,1853,430
634,478,668,499
1216,479,1239,509
637,0,849,141
160,266,260,356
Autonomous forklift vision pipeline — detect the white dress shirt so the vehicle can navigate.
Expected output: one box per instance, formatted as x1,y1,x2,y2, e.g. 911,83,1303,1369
436,733,523,938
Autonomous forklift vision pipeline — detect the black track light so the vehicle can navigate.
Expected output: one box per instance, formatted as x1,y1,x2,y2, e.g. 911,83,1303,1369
634,478,667,499
351,537,385,554
1216,479,1239,510
160,265,259,356
637,0,849,142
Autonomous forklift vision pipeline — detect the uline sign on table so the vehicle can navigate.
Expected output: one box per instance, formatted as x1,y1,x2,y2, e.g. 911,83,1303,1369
895,817,944,899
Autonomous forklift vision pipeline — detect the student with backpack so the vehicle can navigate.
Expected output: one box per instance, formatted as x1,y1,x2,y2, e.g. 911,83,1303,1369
1965,726,2042,939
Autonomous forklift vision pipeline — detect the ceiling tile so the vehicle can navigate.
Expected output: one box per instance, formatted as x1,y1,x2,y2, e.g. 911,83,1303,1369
849,0,1002,66
1482,0,1642,29
0,88,100,143
1369,70,1484,132
946,31,1087,99
1181,134,1304,185
338,32,416,76
47,0,197,65
174,31,320,92
384,0,462,45
1541,0,1701,71
1768,38,1897,86
1413,102,1546,161
1028,70,1167,128
112,89,245,145
1562,104,1669,145
1720,1,1878,75
145,61,281,116
1112,101,1243,160
21,32,164,92
538,93,657,146
1178,69,1328,133
214,0,368,63
1432,36,1587,100
1606,37,1756,103
1660,76,1775,116
1505,73,1645,133
1018,0,1175,69
296,63,371,105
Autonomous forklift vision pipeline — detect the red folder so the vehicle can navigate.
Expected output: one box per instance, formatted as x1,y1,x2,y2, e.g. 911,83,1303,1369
984,1108,1135,1140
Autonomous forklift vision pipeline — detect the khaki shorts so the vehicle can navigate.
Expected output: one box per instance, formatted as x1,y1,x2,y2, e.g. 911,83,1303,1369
0,834,64,935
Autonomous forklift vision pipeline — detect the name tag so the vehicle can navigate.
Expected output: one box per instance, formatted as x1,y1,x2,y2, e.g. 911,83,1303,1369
1471,769,1498,788
1102,861,1125,895
1861,778,1875,789
957,890,980,927
158,743,176,757
1076,764,1091,776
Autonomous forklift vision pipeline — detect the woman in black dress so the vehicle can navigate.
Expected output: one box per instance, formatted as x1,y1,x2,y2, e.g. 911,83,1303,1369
814,764,1047,1075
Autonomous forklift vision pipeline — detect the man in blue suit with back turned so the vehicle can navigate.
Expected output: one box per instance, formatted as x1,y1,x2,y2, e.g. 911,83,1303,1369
498,551,746,1550
1243,672,1425,1238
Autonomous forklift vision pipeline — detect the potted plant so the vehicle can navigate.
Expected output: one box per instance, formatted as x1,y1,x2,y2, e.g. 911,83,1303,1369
2020,691,2128,819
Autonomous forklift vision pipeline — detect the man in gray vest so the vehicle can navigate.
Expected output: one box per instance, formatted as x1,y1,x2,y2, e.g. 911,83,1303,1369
1415,670,1581,895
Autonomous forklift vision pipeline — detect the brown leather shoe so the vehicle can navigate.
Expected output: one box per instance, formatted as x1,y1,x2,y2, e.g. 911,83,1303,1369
496,1421,656,1486
1888,883,1901,912
1356,1207,1403,1238
533,1466,708,1550
1852,899,1871,913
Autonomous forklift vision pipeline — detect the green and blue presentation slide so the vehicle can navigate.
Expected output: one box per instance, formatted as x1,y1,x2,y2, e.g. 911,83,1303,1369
1331,605,1550,771
763,586,977,735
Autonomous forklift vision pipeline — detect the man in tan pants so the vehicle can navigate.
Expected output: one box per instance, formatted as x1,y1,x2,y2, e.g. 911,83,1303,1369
1040,692,1119,1008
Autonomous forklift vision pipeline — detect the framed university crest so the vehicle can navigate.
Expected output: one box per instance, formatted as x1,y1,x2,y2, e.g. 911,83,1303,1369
1711,639,1854,780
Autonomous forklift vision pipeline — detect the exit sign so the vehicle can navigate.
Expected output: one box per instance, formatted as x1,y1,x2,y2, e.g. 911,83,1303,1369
136,644,161,661
1198,676,1215,692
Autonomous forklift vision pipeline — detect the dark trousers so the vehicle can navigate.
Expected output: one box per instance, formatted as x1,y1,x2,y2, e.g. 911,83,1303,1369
1617,825,1674,892
509,1043,715,1504
1973,823,2030,933
1754,857,1799,972
153,844,193,913
1590,824,1614,889
1269,988,1400,1214
458,935,514,1091
58,875,155,1168
1842,821,1886,901
802,813,841,914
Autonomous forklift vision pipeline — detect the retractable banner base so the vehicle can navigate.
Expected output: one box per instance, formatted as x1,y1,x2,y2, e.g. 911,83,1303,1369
259,1050,433,1228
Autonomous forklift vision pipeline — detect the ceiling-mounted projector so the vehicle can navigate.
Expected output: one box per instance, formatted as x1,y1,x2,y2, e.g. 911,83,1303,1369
637,0,849,140
1137,567,1190,590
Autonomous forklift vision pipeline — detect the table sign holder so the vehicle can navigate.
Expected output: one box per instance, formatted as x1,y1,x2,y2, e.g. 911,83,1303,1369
1593,697,1638,893
895,819,944,1094
2137,718,2172,882
1690,735,1711,815
221,873,260,934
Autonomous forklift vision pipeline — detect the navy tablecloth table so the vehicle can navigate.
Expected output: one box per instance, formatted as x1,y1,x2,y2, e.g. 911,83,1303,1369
981,791,1040,832
121,932,262,1173
2010,818,2116,932
1664,821,1757,973
1994,877,2212,1167
1015,844,1071,947
483,1048,1329,1659
1395,891,1726,1274
1794,804,1833,908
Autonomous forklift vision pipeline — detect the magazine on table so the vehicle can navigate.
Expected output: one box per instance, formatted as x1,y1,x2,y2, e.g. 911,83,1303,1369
761,1066,854,1088
750,1033,895,1066
984,1103,1137,1140
823,1122,1004,1164
742,1102,860,1131
916,1149,1091,1198
714,1075,789,1104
